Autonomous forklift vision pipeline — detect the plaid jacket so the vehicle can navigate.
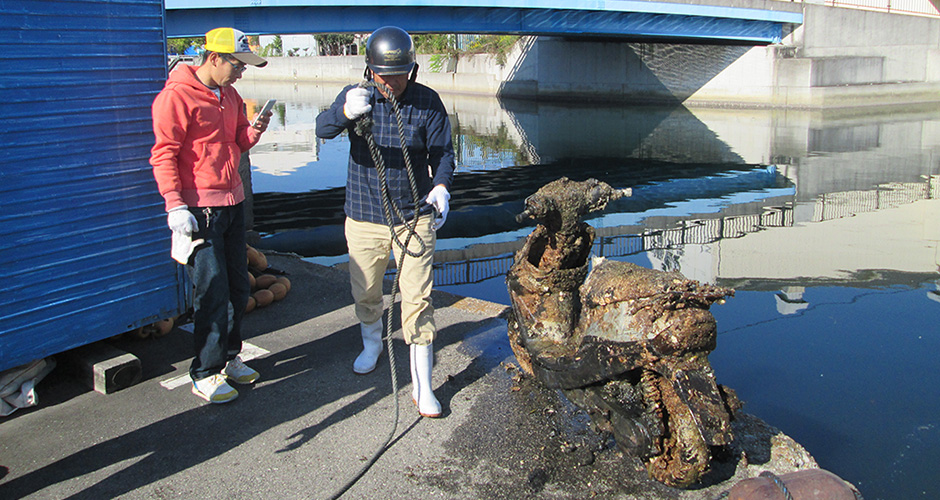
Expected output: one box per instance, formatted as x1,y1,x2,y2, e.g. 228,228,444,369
316,82,456,225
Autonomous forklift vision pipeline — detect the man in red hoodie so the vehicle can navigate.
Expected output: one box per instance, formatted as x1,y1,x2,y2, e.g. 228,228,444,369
150,27,272,404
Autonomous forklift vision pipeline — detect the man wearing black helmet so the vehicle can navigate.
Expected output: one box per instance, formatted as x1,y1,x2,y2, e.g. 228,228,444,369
316,26,455,418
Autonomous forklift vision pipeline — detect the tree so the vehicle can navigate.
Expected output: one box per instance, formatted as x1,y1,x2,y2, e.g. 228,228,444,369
413,34,457,57
413,34,520,71
260,35,283,57
315,34,356,55
462,35,520,66
166,37,203,55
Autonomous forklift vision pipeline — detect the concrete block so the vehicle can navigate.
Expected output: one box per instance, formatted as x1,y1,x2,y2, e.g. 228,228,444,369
811,57,883,86
63,343,141,395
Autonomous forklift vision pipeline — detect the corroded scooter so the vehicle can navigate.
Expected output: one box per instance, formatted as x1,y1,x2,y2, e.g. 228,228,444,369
506,177,740,488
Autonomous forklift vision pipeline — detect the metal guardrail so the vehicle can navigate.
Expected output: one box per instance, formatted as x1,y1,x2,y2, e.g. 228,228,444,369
426,175,940,288
167,55,197,73
427,206,794,287
435,253,516,286
790,0,939,17
814,180,937,222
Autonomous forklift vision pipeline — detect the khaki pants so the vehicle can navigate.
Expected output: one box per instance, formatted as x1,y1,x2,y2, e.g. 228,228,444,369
345,215,436,345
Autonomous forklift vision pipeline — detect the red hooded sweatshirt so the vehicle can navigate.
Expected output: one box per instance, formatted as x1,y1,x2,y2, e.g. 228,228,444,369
150,64,261,211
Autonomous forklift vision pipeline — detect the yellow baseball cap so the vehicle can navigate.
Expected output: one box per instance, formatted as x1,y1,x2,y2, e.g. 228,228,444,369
205,27,267,67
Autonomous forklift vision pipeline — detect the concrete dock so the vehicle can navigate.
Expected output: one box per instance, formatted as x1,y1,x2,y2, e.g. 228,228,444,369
0,254,817,499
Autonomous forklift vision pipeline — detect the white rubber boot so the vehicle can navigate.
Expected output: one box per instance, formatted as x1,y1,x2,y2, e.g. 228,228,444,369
411,343,442,418
353,320,383,374
410,344,419,404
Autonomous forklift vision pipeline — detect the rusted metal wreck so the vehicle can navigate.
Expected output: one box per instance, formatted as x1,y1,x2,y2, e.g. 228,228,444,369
506,177,741,488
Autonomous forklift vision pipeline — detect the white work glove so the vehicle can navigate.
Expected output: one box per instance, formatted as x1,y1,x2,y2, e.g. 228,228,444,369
425,185,450,231
343,87,372,120
167,205,198,235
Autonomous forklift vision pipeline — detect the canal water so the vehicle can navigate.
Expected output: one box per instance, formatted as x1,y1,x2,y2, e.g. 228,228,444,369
237,80,940,500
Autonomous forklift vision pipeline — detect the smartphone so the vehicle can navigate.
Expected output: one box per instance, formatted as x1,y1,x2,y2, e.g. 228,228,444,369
252,99,276,126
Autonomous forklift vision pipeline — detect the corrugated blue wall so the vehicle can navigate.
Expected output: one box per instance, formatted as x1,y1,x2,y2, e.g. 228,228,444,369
0,0,186,372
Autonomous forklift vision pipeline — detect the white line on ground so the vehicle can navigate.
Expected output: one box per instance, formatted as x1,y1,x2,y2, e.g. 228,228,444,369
159,342,270,390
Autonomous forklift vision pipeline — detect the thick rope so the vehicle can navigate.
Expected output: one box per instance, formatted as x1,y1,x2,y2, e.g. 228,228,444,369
324,80,434,500
354,81,427,258
759,471,795,500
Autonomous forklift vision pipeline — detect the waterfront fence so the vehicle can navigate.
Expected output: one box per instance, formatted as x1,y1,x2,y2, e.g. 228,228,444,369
425,175,940,288
793,0,939,17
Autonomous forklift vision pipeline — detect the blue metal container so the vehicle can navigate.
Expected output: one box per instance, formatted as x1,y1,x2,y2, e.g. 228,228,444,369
0,0,186,372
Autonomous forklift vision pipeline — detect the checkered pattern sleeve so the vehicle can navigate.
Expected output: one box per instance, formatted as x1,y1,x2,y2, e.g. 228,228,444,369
317,83,455,225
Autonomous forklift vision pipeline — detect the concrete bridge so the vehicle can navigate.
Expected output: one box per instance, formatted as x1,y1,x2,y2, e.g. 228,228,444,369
228,2,940,109
167,0,940,108
165,0,802,44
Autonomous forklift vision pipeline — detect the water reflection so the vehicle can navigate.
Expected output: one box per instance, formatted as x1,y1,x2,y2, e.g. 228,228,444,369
236,80,940,500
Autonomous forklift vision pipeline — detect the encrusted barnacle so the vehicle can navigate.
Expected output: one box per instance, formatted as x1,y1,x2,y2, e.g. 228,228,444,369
506,178,738,488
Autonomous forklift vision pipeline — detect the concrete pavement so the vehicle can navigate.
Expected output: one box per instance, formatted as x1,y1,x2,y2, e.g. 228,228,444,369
0,253,815,499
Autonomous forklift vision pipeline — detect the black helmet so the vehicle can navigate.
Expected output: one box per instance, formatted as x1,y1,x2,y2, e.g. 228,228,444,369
365,26,415,76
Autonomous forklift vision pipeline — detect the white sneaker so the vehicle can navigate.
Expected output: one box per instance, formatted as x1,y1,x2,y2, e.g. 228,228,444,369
223,356,260,384
192,373,238,404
